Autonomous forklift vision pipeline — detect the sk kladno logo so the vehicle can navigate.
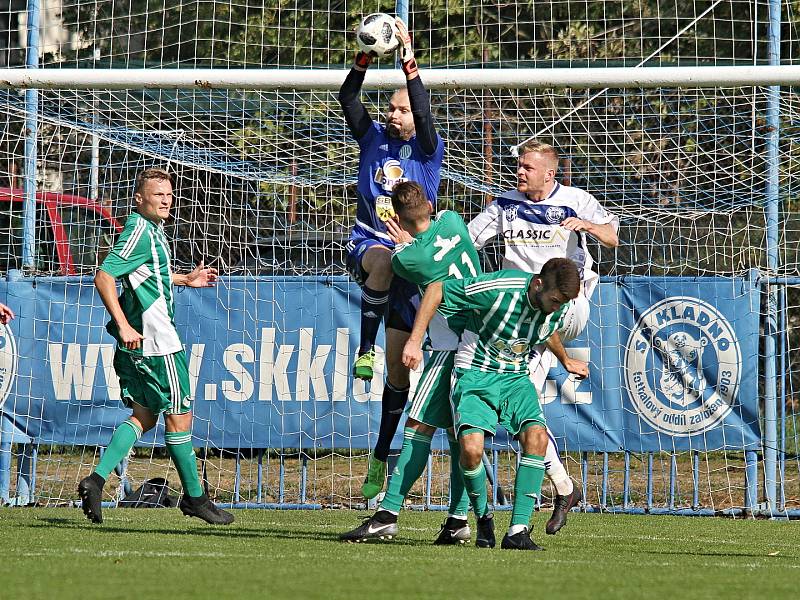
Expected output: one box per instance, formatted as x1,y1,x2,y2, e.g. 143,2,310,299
0,321,18,411
624,296,740,436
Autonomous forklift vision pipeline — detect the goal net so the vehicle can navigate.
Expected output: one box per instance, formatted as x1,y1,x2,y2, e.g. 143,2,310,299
0,0,798,515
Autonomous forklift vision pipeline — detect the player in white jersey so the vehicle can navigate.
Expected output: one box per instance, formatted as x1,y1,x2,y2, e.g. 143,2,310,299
468,140,619,534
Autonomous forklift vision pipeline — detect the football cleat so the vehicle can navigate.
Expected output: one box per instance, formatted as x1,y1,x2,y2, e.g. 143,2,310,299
339,510,398,543
179,494,234,525
77,473,105,524
501,527,545,551
433,516,471,545
475,513,496,548
361,455,387,500
353,349,376,381
546,483,582,535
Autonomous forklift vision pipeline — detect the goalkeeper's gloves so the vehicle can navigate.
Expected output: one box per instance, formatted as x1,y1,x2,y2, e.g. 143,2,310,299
395,17,418,76
354,51,373,70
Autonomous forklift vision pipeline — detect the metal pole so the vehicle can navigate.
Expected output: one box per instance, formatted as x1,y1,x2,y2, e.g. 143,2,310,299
763,0,782,510
21,0,40,270
90,101,100,201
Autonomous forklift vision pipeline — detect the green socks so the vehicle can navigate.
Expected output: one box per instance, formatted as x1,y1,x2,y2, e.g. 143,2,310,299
380,428,433,513
447,434,469,518
165,431,204,497
462,461,489,518
511,454,546,527
94,419,142,479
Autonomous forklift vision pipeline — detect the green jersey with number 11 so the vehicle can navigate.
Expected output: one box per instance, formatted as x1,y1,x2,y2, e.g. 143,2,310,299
391,210,482,351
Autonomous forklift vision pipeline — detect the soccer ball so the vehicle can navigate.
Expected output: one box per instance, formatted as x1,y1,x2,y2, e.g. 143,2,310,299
356,13,400,57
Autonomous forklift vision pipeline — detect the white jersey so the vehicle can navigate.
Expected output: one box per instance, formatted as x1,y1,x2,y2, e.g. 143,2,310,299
467,182,618,295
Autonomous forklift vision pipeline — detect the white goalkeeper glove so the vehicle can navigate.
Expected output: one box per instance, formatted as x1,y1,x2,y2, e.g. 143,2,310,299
395,17,418,75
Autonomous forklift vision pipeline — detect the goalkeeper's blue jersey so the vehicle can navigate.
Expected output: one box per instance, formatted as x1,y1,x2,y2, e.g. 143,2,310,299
351,121,444,247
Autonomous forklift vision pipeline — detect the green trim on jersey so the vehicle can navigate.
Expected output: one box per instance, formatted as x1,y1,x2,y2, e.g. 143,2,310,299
100,212,182,357
392,210,482,350
439,269,567,374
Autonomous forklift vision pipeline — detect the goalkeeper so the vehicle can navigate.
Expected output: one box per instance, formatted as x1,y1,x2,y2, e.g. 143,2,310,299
468,140,619,535
338,17,445,499
77,168,233,526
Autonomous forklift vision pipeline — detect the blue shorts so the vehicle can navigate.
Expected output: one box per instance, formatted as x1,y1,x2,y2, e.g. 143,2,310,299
346,237,418,332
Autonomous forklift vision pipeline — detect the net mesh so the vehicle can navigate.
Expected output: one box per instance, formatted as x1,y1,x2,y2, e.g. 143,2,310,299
0,0,798,514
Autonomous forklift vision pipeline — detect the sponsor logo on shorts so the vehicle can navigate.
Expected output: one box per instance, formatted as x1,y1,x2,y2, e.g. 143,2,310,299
0,323,18,411
624,297,740,436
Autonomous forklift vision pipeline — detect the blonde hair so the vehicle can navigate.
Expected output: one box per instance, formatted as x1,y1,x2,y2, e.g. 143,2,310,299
518,141,559,169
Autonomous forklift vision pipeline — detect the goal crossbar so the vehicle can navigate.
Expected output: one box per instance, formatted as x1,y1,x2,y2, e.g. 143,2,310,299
0,65,798,90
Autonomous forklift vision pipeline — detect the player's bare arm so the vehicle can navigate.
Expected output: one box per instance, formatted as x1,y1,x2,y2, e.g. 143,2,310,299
545,332,589,380
560,217,619,248
94,269,143,351
402,280,443,369
0,302,14,324
173,261,219,288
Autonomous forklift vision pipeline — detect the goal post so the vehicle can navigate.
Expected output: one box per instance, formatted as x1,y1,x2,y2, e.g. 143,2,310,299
0,0,796,517
2,65,800,90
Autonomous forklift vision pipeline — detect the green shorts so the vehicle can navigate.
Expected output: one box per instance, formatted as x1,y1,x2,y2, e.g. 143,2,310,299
407,350,456,430
451,368,546,438
114,349,192,415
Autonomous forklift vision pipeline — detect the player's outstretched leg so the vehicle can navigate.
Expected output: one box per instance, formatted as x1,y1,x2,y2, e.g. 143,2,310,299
362,381,409,499
339,510,398,543
543,431,581,534
78,417,143,524
77,472,105,524
354,286,389,380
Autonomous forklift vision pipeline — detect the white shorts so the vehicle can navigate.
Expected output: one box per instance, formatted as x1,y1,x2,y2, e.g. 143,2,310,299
529,294,591,393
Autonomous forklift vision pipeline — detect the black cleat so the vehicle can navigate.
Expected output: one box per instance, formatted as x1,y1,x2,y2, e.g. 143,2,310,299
179,494,234,525
546,483,582,535
475,513,495,548
501,527,545,551
339,510,398,543
433,516,471,545
77,473,105,524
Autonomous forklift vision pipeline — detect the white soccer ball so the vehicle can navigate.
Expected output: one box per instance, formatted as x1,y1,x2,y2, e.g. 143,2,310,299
356,13,400,57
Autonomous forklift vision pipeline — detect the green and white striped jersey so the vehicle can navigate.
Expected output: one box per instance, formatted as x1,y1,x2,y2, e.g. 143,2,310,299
438,269,567,373
392,210,482,350
100,212,182,357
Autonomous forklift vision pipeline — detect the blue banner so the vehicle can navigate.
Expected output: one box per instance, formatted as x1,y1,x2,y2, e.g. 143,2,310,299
0,275,761,452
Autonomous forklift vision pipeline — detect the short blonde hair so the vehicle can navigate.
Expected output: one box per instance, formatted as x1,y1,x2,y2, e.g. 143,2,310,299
518,141,559,168
135,168,173,195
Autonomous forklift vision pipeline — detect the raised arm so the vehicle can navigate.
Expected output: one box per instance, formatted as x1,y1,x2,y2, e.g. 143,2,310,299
402,281,443,369
337,53,374,141
395,18,438,156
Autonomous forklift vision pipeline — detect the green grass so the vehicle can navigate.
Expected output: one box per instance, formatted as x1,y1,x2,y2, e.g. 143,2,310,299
1,508,798,600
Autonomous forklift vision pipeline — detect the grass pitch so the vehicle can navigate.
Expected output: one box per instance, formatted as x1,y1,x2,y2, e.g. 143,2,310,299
1,508,798,600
